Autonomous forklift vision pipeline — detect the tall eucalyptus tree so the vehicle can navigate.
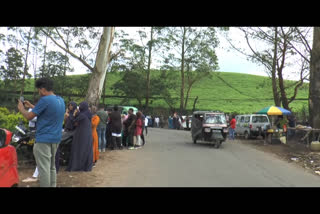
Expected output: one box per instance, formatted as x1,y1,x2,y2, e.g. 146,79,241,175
39,27,115,106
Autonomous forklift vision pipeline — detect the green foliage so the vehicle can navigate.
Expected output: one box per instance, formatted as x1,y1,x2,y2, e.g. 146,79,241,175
0,47,24,90
0,107,28,132
39,50,73,79
1,71,310,115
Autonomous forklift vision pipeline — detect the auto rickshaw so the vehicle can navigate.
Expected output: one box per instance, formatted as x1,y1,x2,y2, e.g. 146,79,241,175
191,111,228,148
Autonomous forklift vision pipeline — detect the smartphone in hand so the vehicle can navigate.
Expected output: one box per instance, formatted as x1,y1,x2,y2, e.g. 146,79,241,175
20,96,24,103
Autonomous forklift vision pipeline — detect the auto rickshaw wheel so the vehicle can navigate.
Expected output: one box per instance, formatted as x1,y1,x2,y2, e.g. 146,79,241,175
214,141,221,149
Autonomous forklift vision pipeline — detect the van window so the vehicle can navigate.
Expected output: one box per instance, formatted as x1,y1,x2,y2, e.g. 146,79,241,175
245,116,250,123
252,116,258,123
240,116,245,122
205,114,226,124
252,116,269,123
260,116,268,123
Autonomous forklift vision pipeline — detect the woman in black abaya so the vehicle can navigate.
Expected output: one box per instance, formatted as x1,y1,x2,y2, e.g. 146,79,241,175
66,101,93,172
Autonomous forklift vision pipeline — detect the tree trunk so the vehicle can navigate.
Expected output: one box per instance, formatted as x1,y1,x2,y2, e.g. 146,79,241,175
102,73,107,105
85,27,115,106
41,35,48,78
309,27,320,129
192,96,199,112
180,27,186,113
145,27,154,111
271,27,281,106
20,27,32,96
277,33,290,111
184,79,196,112
61,32,69,96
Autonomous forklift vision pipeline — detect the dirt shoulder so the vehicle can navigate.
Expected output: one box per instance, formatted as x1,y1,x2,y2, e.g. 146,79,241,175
236,137,320,176
17,149,131,187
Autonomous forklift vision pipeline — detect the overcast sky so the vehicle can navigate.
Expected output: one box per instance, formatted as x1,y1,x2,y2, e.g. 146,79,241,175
68,27,272,78
0,27,305,81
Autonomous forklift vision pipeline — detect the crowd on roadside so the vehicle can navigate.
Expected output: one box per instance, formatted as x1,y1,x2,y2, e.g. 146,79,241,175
17,77,151,187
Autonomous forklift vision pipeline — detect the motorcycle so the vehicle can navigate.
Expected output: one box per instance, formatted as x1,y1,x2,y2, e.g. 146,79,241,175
11,121,74,166
11,122,36,165
58,130,74,166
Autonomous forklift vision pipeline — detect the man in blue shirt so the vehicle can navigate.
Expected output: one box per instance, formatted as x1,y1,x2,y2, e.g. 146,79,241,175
18,77,65,187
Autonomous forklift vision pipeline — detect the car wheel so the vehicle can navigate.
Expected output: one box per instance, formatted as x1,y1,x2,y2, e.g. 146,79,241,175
244,131,250,140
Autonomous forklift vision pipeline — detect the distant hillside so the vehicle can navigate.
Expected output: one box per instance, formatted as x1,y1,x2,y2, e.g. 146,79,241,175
14,71,310,114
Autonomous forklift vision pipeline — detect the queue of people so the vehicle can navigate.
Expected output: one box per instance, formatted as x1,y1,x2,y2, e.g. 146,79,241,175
65,104,148,172
17,78,150,187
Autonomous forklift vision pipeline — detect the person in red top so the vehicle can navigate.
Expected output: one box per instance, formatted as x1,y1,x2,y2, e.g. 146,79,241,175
134,111,143,149
229,115,236,140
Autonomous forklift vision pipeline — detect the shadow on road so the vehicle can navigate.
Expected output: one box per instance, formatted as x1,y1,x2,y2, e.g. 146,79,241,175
181,140,226,149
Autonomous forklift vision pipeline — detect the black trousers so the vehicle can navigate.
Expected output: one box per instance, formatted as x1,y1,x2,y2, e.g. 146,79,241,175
111,136,122,149
122,130,134,147
122,130,128,147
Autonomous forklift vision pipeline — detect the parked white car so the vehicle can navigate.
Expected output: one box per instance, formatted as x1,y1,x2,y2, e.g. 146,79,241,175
235,114,270,139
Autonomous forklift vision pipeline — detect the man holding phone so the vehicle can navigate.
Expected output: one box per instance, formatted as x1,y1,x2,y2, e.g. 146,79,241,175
18,77,65,187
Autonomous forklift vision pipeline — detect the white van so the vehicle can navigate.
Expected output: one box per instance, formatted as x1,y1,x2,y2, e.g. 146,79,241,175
235,114,270,139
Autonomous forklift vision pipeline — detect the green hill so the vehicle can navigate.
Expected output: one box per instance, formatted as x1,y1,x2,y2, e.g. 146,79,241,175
6,71,309,114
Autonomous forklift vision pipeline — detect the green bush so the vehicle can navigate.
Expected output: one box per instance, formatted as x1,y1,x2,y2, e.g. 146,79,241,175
0,107,28,132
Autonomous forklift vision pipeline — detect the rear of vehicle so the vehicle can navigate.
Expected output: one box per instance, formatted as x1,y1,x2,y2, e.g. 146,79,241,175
0,129,19,187
250,114,270,138
235,114,270,139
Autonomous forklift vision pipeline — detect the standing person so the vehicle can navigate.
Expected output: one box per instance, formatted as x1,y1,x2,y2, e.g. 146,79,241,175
91,106,100,166
64,101,77,132
134,111,143,149
123,108,136,150
56,101,78,172
140,111,146,145
177,115,182,130
160,115,164,128
144,116,149,136
96,104,108,152
109,105,122,150
186,115,190,130
27,98,39,131
151,116,155,128
18,77,65,187
105,111,112,149
173,112,178,130
229,115,236,140
288,115,296,137
66,101,93,172
155,116,160,128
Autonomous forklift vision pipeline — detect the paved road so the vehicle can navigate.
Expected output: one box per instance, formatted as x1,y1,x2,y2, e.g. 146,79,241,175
98,128,320,187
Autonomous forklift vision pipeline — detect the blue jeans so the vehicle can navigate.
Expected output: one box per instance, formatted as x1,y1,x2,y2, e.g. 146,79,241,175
229,128,235,140
97,126,107,150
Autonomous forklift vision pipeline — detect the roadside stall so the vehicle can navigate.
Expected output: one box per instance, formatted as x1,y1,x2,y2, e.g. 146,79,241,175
256,106,291,144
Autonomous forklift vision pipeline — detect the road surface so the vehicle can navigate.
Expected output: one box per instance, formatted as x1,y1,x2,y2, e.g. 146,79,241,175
88,128,320,187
